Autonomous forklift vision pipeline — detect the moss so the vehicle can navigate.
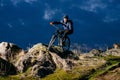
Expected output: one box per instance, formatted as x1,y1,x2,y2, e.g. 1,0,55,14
0,76,39,80
41,68,72,80
88,56,120,80
41,66,99,80
0,55,120,80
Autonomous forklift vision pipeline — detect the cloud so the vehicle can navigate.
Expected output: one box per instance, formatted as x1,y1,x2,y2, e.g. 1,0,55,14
79,0,107,12
59,0,72,2
72,0,120,23
8,23,13,28
0,0,4,7
43,4,61,20
103,15,119,23
0,3,4,7
10,0,37,5
43,9,57,20
19,19,25,26
103,4,120,23
24,0,37,3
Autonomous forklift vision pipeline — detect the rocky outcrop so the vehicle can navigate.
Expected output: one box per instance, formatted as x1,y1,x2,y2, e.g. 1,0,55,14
89,49,103,56
0,58,17,76
0,42,24,63
0,42,120,79
78,49,106,67
113,43,120,49
104,49,120,56
0,42,76,77
15,43,56,77
15,43,75,77
0,42,24,76
82,48,120,58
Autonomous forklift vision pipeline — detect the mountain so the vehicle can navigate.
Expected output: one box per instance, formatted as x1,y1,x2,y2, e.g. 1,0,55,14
0,42,120,80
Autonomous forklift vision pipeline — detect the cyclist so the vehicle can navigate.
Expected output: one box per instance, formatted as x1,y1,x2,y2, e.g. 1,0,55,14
50,15,73,40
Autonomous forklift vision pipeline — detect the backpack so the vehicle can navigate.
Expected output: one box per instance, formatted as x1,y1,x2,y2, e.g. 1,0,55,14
68,20,74,33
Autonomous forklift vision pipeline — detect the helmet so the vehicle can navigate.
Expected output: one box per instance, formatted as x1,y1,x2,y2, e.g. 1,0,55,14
63,15,69,19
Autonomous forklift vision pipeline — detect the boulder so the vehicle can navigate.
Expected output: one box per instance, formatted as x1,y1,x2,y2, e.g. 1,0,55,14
89,49,103,56
0,42,24,63
0,58,17,76
113,43,120,49
105,49,120,56
15,43,74,77
0,42,80,77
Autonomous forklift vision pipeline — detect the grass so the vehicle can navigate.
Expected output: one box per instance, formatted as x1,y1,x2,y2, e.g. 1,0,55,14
87,56,120,80
0,56,120,80
42,68,75,80
0,75,40,80
41,66,99,80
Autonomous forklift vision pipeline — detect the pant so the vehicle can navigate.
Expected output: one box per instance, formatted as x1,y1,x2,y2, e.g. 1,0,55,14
63,30,73,38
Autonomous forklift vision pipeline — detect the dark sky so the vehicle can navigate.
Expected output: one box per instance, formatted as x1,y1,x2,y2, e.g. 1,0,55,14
0,0,120,50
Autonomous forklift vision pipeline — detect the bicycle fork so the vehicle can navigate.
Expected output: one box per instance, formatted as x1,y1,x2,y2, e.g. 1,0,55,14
48,34,57,50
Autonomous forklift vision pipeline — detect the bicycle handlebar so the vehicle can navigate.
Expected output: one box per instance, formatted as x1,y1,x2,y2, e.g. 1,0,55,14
51,25,59,30
50,25,65,35
51,24,64,31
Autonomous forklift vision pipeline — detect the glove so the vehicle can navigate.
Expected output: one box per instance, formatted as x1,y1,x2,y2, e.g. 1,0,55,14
50,22,54,25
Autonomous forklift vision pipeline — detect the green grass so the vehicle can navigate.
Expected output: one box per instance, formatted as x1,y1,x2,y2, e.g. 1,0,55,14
0,75,40,80
0,56,120,80
42,66,98,80
88,56,120,80
42,68,77,80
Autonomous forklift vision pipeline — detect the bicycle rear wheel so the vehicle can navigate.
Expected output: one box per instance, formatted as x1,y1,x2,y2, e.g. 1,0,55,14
62,36,70,51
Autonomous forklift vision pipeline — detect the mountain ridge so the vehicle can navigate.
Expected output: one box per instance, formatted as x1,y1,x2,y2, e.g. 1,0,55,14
0,42,120,80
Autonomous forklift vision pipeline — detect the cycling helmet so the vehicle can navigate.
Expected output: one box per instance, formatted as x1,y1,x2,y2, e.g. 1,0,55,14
63,15,69,19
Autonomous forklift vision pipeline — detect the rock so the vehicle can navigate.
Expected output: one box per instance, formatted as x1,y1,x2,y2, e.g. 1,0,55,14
0,58,17,76
49,52,72,71
14,42,120,80
105,49,120,56
0,42,24,63
79,49,102,60
79,53,95,60
89,49,103,56
15,43,55,77
15,43,75,77
113,43,120,49
2,41,120,79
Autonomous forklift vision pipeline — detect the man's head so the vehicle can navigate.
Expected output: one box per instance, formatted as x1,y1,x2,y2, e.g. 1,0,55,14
63,15,69,23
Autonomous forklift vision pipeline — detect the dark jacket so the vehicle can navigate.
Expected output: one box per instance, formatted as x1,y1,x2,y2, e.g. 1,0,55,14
53,20,73,33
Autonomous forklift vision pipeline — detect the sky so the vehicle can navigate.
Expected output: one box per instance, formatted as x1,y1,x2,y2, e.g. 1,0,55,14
0,0,120,51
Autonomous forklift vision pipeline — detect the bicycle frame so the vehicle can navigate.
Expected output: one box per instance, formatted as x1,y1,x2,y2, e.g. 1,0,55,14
48,25,70,51
51,27,64,46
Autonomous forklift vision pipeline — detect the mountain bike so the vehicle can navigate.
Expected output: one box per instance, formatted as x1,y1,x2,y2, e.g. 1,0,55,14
48,25,70,51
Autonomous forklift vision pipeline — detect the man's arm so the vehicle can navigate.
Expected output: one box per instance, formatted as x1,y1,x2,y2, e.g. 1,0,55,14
50,21,67,26
50,21,61,25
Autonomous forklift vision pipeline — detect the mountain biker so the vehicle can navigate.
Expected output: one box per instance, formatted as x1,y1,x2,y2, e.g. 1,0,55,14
50,15,73,39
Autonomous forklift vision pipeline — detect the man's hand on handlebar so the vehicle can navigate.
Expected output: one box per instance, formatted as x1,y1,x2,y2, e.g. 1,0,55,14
50,22,54,25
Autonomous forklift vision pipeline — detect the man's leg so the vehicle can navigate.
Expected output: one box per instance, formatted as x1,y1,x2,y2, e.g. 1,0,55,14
63,30,72,39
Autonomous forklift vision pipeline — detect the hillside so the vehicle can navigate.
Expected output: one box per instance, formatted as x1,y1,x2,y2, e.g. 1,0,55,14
0,42,120,80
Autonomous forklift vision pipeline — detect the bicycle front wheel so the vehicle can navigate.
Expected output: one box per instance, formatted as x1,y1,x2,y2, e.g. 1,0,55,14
62,36,70,51
48,35,56,50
